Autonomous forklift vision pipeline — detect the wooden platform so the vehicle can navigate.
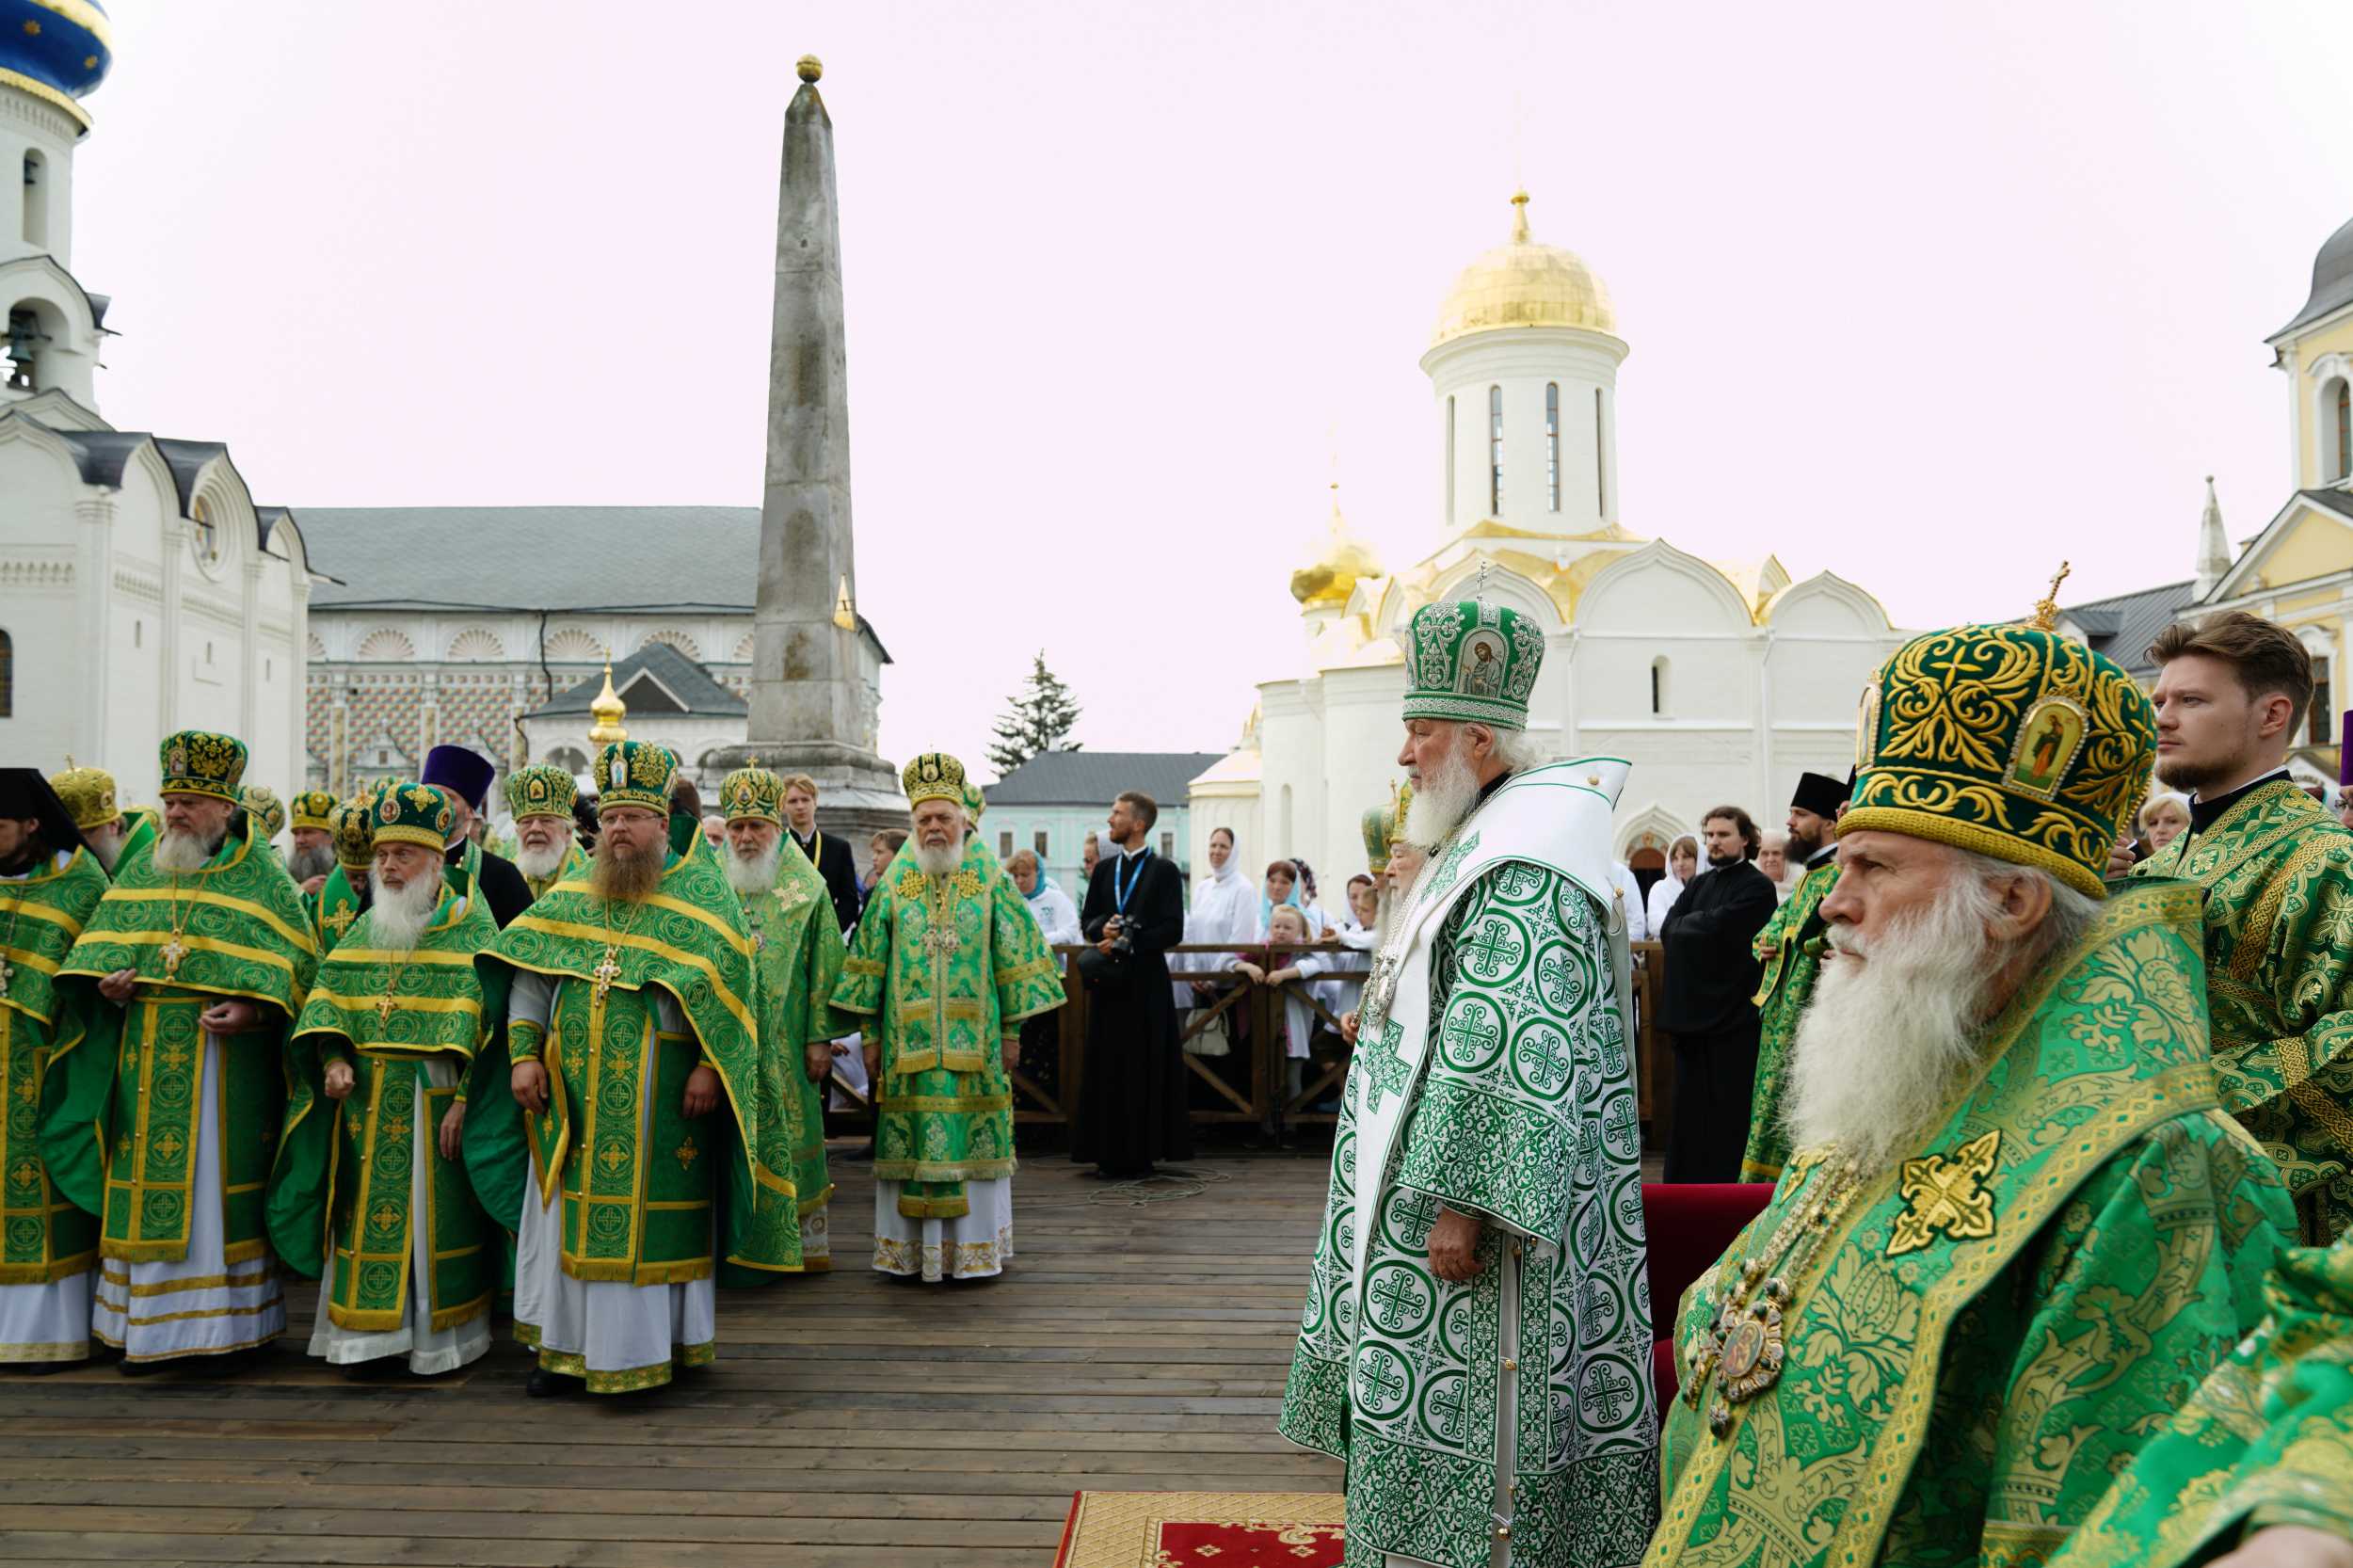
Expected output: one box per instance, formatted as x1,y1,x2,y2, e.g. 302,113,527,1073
0,1152,1341,1567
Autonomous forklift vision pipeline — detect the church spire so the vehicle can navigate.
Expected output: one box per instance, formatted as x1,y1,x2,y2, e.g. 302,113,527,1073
2194,474,2233,600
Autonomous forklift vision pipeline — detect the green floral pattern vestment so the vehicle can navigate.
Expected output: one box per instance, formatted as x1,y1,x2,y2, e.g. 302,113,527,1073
1741,857,1838,1185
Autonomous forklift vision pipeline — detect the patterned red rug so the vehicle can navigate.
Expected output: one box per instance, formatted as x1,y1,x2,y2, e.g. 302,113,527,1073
1051,1491,1346,1566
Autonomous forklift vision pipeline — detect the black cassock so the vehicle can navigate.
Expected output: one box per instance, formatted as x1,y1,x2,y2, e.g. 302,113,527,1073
1073,847,1193,1177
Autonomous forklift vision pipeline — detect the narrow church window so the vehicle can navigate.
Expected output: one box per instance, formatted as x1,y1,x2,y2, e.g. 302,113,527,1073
0,629,12,717
2337,380,2350,482
1446,397,1456,525
21,151,43,249
191,498,218,564
2313,656,2334,745
1595,389,1608,515
1034,830,1048,856
1160,831,1175,857
1488,386,1504,515
999,830,1013,857
1651,656,1668,716
1545,383,1561,511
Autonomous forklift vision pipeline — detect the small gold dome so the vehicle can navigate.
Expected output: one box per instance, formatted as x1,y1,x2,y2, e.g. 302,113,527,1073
1430,190,1616,347
1289,483,1384,607
587,661,629,744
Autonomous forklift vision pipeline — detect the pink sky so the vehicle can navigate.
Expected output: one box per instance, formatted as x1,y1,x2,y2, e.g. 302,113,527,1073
70,2,2353,778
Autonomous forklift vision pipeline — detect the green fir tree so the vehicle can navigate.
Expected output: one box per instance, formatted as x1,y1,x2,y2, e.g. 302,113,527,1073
987,651,1082,776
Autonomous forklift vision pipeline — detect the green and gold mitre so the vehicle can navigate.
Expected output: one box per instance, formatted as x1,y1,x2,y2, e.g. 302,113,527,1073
592,740,677,814
372,781,456,851
159,728,247,803
1401,599,1545,729
963,781,986,823
719,767,785,825
1843,612,2155,900
1360,780,1415,874
504,763,577,822
903,752,966,808
49,758,118,830
240,784,286,840
331,792,378,872
288,789,338,833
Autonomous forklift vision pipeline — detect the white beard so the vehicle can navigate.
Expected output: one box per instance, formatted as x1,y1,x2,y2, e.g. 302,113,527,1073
287,842,335,883
913,834,965,877
366,869,444,952
152,825,222,872
514,835,573,881
1784,877,2003,1174
1404,744,1481,849
726,840,782,895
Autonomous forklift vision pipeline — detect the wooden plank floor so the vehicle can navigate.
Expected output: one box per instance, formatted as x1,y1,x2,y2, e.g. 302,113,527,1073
0,1150,1342,1567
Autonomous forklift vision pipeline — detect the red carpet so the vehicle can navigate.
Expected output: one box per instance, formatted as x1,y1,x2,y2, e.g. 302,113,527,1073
1052,1491,1345,1566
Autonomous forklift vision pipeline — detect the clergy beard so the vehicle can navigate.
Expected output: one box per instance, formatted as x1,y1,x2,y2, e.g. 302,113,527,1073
1405,744,1481,849
288,842,335,883
591,835,664,902
913,834,965,877
365,870,442,951
1783,875,2005,1174
726,840,781,895
153,825,225,872
514,837,572,881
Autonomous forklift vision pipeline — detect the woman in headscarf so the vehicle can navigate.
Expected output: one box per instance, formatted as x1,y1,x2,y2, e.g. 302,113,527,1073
1259,858,1325,938
1645,833,1698,936
1178,827,1258,1053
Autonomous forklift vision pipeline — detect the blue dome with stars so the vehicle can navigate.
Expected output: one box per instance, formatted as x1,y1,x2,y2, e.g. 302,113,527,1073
0,0,111,126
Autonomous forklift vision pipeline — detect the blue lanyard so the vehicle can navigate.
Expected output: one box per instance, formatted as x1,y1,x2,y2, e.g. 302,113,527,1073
1112,848,1149,915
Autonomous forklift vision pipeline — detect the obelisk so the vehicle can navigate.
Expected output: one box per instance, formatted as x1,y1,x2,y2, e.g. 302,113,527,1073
712,56,903,832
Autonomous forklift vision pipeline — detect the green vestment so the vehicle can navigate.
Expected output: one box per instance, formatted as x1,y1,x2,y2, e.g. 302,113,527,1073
313,865,366,952
828,835,1063,1222
268,887,502,1333
2133,777,2353,1242
522,843,589,905
2045,1235,2353,1568
465,847,799,1286
737,838,847,1259
5,847,110,1295
1651,881,2298,1568
1741,857,1839,1185
54,815,318,1267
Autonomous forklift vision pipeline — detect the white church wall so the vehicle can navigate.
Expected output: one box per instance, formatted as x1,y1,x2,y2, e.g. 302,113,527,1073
0,428,84,768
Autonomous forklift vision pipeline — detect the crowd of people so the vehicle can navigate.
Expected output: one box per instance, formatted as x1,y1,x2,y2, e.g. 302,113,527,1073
16,589,2353,1568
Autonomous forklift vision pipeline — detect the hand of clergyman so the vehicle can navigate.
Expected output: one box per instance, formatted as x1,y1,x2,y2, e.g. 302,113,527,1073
98,968,137,1002
1427,1205,1484,1283
804,1043,832,1085
510,1060,549,1114
682,1064,721,1118
200,1000,259,1034
322,1061,355,1100
438,1099,466,1161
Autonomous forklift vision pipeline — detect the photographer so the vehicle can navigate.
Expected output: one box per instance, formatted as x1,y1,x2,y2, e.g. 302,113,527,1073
1072,791,1192,1180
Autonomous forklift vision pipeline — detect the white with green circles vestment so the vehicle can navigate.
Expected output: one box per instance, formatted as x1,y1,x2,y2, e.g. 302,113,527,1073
1280,760,1659,1568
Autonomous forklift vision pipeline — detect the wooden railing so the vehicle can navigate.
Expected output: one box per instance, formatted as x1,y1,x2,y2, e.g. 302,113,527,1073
833,937,1674,1148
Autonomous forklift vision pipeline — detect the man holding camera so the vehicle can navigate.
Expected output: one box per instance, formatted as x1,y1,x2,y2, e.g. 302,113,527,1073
1073,791,1191,1180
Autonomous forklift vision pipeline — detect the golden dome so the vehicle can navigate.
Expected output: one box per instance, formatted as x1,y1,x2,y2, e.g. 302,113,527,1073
587,661,629,744
1289,483,1384,607
1430,190,1616,347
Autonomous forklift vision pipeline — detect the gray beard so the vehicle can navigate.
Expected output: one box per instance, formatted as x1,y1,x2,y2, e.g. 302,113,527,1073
913,835,965,877
153,825,224,872
726,840,782,895
1404,746,1481,849
287,842,335,882
365,871,443,951
514,836,572,880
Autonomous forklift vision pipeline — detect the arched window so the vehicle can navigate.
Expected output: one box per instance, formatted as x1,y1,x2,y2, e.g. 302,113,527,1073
1545,383,1561,512
545,744,588,776
1445,395,1456,525
1650,655,1669,716
191,497,219,565
2336,379,2350,483
0,629,12,717
2313,655,2335,746
21,152,44,249
1487,386,1504,515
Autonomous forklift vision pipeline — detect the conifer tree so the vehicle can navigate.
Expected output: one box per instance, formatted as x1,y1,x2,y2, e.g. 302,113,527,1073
987,652,1082,776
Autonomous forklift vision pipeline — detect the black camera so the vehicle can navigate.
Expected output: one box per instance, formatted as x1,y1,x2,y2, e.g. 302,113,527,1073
1108,915,1136,954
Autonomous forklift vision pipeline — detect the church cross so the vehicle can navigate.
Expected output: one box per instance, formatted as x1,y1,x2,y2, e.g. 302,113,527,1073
592,945,623,1003
1361,1019,1415,1116
324,906,357,940
1581,1360,1638,1426
0,954,14,998
1519,1028,1571,1092
1368,1270,1430,1332
1355,1345,1409,1409
376,991,398,1025
1428,1375,1467,1442
1440,1005,1499,1063
1461,918,1524,981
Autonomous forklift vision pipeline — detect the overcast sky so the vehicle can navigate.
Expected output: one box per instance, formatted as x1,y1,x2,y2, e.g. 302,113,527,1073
72,2,2353,777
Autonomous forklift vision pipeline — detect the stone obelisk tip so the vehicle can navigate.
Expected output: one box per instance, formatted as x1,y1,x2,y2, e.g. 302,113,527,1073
796,55,823,84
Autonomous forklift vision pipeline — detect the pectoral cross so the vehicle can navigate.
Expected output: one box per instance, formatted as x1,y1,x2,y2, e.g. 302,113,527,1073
921,924,960,957
376,991,398,1025
161,936,188,979
592,945,623,1003
0,955,13,999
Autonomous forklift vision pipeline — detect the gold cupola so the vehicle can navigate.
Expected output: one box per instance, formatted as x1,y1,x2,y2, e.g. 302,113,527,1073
1289,481,1384,608
1430,189,1617,347
587,661,629,744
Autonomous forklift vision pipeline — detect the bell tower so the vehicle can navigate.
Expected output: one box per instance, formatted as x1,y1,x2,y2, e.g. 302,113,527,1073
0,0,113,411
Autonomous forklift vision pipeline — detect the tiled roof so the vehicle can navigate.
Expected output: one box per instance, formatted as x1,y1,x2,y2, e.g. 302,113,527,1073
983,750,1227,805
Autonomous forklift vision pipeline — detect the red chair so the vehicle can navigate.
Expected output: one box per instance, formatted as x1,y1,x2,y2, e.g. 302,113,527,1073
1641,1182,1774,1410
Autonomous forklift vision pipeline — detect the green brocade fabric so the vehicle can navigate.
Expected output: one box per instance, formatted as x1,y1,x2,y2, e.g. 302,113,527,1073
737,838,848,1240
267,888,504,1313
466,847,801,1281
1650,881,2297,1568
2047,1238,2353,1568
828,835,1063,1220
1740,859,1838,1185
54,817,317,1266
313,866,365,952
2133,777,2353,1243
5,849,110,1285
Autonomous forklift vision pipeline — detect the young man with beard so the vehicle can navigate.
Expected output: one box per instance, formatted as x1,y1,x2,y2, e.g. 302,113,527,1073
828,754,1064,1282
1737,769,1849,1186
268,782,496,1376
1283,600,1657,1568
419,746,534,930
1651,618,2297,1568
717,766,849,1271
1,770,111,1368
284,790,341,902
2121,612,2353,1244
503,765,588,903
48,760,136,877
56,731,319,1368
470,741,792,1395
1657,805,1778,1183
1073,790,1190,1180
780,773,862,936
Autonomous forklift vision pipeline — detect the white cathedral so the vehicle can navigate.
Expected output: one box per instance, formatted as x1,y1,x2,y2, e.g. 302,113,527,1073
1190,192,1908,882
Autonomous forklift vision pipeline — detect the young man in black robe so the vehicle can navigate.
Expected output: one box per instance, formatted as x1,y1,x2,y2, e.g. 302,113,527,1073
781,773,864,936
1074,791,1192,1179
1657,803,1779,1182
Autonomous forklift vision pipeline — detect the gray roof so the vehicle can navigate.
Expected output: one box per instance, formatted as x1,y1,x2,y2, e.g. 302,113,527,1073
984,749,1226,807
528,642,745,719
2275,213,2353,341
2060,579,2195,677
297,506,762,612
2298,488,2353,524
